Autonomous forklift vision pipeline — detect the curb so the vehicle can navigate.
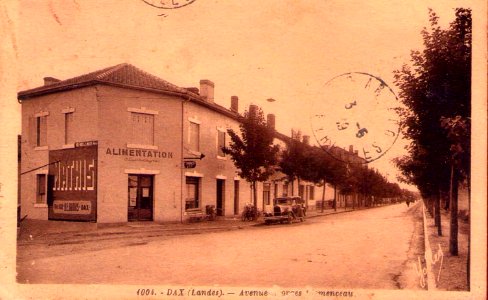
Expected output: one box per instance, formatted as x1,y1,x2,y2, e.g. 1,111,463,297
422,203,437,291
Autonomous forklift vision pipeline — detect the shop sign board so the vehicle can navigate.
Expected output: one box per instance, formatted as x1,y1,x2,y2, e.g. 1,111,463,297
48,144,97,221
184,161,197,169
53,200,92,215
75,140,98,148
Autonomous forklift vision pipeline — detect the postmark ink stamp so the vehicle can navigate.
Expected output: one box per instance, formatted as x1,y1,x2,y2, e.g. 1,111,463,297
141,0,197,10
141,0,197,16
310,72,400,164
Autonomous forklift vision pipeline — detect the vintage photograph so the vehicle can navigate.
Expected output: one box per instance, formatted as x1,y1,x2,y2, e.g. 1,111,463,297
0,0,486,299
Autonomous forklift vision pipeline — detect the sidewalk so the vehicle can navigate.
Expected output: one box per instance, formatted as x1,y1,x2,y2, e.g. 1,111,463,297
17,205,380,244
422,205,469,291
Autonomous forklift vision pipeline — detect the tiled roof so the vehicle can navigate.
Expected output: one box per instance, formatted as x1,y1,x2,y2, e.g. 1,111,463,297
18,63,195,99
18,63,243,120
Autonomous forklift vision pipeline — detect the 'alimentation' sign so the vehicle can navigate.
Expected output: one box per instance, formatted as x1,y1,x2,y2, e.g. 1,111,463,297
48,144,97,221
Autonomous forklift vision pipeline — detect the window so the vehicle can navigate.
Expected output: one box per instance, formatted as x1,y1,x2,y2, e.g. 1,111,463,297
283,182,289,197
185,177,200,210
274,183,279,198
36,174,47,204
234,180,240,215
189,122,200,152
64,112,74,145
36,116,47,147
131,113,154,145
309,186,315,200
217,130,226,157
299,184,305,200
263,183,271,205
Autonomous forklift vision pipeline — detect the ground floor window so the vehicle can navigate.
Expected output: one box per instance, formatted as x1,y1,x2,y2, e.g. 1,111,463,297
299,184,305,200
36,174,47,204
263,183,271,205
234,180,239,215
283,182,289,197
309,186,315,200
186,176,200,210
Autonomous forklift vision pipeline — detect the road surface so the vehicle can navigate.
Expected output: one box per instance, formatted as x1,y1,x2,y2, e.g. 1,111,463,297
17,202,424,289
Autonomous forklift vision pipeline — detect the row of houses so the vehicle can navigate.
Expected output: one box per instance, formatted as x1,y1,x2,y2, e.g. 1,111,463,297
18,63,365,223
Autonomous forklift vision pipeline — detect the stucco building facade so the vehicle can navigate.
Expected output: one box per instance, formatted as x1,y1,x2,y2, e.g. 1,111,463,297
19,63,324,223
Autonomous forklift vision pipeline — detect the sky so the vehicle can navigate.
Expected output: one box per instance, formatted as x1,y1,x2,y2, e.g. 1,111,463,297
9,0,480,189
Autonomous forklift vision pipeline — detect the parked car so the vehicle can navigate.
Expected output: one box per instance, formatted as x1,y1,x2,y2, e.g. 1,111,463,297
263,196,305,224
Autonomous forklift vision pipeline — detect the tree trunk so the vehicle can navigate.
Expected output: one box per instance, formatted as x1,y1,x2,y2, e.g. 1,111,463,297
467,173,471,289
427,196,434,217
443,189,450,210
321,179,326,213
252,181,258,208
333,184,337,211
435,189,442,236
449,166,459,256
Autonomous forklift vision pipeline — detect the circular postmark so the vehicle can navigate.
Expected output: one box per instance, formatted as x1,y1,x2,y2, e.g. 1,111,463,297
310,72,400,164
142,0,197,9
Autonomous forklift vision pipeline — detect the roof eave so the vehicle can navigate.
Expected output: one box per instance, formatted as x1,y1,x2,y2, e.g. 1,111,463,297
18,81,98,100
17,80,242,121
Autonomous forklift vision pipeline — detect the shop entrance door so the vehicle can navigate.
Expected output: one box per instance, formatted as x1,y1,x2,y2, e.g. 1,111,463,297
216,179,225,216
128,175,153,221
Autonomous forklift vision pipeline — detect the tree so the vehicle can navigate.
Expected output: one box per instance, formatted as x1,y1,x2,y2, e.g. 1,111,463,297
223,106,280,208
304,147,339,212
393,8,471,254
279,130,308,195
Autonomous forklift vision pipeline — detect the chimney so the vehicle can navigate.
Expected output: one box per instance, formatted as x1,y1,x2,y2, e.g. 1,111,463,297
291,129,301,140
199,79,214,102
349,145,354,153
249,104,258,119
267,114,275,130
354,150,358,156
302,135,310,145
43,77,61,86
231,96,239,113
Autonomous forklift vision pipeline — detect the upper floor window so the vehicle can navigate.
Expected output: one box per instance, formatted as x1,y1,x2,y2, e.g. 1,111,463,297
217,129,226,157
189,121,200,152
36,115,47,147
64,112,74,145
131,112,154,146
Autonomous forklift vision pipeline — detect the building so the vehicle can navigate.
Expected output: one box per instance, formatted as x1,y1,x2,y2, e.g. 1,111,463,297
18,63,323,223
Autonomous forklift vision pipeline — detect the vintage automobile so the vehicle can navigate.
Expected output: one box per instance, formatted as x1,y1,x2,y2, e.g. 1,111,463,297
263,196,306,224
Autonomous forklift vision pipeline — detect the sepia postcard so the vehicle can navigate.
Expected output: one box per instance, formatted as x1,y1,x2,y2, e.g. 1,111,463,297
0,1,486,299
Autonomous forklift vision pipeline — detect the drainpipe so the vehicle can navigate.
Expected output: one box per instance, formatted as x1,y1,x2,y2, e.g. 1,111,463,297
180,96,191,223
